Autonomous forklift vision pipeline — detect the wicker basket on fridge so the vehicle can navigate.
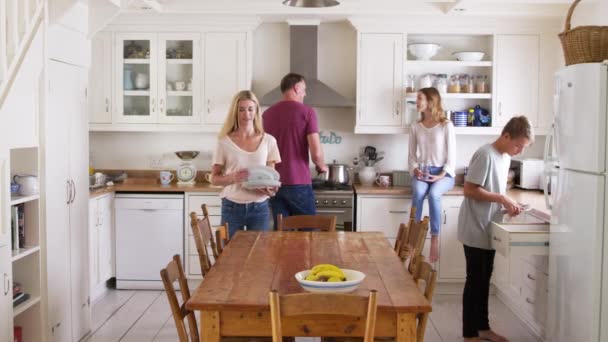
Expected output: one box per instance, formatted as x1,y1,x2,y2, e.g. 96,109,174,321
558,0,608,66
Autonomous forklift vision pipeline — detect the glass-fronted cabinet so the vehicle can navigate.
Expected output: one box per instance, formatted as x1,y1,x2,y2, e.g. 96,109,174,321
114,33,200,124
158,34,200,124
115,33,157,123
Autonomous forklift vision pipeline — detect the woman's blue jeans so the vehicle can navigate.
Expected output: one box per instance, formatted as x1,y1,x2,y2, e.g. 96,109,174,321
221,198,271,238
411,166,455,235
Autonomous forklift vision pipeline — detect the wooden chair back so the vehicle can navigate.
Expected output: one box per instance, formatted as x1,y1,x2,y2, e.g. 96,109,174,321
269,290,378,342
276,214,337,231
395,207,417,261
411,257,437,342
160,254,199,342
214,224,229,255
189,211,213,275
407,216,430,274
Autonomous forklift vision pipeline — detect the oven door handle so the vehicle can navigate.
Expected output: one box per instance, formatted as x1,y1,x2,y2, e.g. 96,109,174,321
315,209,349,214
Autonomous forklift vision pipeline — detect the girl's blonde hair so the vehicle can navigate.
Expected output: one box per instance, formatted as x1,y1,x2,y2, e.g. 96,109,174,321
417,87,448,123
218,90,264,138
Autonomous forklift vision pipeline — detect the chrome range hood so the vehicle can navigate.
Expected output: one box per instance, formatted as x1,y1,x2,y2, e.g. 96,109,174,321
260,25,353,108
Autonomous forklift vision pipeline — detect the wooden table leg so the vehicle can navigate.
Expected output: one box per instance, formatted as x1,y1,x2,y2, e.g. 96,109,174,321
396,313,416,342
200,310,220,342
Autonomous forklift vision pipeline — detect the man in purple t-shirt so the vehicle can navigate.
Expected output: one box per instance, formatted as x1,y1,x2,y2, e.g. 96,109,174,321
263,73,328,229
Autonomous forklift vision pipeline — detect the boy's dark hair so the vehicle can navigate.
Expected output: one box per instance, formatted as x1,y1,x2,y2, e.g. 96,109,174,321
501,115,534,143
280,73,305,93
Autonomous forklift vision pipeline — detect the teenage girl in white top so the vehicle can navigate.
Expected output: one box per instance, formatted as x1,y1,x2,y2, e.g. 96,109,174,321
408,87,456,262
211,90,281,237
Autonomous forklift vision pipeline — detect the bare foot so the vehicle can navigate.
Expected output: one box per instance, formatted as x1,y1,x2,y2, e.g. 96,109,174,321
479,330,508,342
430,235,440,262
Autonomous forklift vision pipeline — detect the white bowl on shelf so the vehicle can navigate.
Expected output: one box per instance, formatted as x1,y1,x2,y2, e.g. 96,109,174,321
408,43,441,60
452,51,485,62
295,269,365,293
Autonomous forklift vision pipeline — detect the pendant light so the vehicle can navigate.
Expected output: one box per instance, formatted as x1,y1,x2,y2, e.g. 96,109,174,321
282,0,340,8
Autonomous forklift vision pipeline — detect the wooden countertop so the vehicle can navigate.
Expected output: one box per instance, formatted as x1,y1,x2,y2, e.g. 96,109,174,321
354,185,465,196
89,178,222,199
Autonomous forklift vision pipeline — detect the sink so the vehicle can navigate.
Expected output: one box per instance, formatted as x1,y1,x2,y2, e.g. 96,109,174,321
491,222,549,258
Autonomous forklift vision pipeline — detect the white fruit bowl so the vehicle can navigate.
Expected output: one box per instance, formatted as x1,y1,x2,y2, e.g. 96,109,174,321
452,51,485,61
408,43,441,60
295,269,366,293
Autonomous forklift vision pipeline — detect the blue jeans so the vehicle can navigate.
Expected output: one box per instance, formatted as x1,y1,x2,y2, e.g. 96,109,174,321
411,166,455,235
221,198,271,238
269,184,316,230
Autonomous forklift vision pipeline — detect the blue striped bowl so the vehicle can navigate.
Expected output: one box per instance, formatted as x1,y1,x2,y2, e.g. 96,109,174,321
295,269,365,293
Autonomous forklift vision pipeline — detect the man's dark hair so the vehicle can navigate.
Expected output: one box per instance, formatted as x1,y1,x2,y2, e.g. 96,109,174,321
280,73,306,93
501,115,534,143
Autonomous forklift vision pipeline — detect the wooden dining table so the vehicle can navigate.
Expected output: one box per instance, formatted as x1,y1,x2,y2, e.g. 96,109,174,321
186,231,431,342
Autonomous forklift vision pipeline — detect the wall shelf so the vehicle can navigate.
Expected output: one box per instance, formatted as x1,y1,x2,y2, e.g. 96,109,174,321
406,93,492,100
166,59,193,64
407,60,492,67
167,91,193,97
123,90,150,96
13,296,41,317
10,194,39,206
123,58,150,64
11,246,40,262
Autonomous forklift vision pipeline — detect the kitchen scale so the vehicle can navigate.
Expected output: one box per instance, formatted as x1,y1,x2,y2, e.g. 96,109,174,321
175,151,199,185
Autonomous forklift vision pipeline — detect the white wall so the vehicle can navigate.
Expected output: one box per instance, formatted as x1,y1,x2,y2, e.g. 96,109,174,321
569,0,608,26
90,20,548,173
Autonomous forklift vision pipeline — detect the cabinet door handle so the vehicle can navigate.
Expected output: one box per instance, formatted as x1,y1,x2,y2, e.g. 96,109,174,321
207,99,212,114
159,98,165,113
526,297,535,305
71,179,76,204
443,210,446,224
527,273,536,281
498,102,502,117
395,101,400,116
151,98,155,113
492,236,502,243
66,180,71,204
3,273,9,295
105,98,109,113
389,210,408,214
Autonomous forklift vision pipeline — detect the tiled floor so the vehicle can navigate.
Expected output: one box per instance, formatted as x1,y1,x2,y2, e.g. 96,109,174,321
84,288,540,342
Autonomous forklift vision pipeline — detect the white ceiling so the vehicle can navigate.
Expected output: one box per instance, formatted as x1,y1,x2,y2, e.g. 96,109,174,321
120,0,580,19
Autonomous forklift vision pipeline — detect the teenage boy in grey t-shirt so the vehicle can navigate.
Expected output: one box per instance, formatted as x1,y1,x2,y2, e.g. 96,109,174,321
458,116,534,342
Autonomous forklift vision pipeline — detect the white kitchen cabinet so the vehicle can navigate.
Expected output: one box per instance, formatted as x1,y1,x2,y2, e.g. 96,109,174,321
356,195,412,239
114,33,159,123
186,193,221,278
437,196,465,281
203,32,248,126
89,193,114,302
0,243,13,342
355,33,406,134
46,60,91,341
89,31,113,124
493,34,540,128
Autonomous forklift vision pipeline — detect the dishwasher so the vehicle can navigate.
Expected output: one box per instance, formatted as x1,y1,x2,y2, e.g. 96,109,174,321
115,193,184,289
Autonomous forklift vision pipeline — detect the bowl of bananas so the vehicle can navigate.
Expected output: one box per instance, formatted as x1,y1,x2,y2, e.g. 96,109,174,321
295,264,365,293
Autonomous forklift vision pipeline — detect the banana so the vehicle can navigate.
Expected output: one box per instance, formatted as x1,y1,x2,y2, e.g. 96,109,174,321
311,264,341,275
305,274,320,281
315,270,346,281
327,276,343,282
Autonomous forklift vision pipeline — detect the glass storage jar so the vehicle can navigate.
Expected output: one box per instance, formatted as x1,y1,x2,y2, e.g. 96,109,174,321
461,74,474,93
434,74,448,93
475,75,489,93
448,75,461,93
406,74,416,93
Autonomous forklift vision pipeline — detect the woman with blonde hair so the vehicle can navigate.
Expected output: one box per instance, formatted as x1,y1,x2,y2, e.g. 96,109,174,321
210,90,281,237
408,87,456,262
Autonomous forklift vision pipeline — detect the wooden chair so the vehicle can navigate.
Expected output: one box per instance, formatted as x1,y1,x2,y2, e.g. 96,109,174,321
160,254,199,342
411,257,437,342
269,290,378,342
406,215,430,274
201,204,230,257
276,214,337,231
189,211,213,275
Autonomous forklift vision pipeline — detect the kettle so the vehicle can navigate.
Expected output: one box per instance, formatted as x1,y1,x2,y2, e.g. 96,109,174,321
13,174,39,196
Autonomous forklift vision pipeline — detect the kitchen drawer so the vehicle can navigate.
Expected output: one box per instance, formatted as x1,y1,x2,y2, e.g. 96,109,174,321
490,222,549,258
188,195,222,215
358,197,412,238
523,255,549,275
521,282,547,324
522,261,544,291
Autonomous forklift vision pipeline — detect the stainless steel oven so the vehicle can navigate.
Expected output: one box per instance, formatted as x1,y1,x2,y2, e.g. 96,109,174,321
313,190,354,232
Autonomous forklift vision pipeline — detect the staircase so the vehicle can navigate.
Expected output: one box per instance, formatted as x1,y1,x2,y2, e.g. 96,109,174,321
0,0,44,109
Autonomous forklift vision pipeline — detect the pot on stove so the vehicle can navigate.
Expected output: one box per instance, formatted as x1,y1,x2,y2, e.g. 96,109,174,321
316,160,350,185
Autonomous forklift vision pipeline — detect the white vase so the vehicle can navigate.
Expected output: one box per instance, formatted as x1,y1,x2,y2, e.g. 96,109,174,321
358,166,376,186
134,73,149,89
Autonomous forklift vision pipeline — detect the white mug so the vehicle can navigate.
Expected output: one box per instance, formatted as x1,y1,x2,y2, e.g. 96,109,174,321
204,172,212,183
174,81,186,91
160,171,174,185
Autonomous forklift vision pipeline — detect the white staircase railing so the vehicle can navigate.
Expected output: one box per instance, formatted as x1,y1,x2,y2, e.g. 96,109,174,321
0,0,44,109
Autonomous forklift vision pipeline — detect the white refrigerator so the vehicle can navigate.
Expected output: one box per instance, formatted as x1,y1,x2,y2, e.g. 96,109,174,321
544,61,608,342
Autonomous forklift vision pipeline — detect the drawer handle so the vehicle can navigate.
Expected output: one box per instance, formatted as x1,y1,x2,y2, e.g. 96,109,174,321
526,298,535,305
527,274,536,281
389,210,408,214
492,236,502,243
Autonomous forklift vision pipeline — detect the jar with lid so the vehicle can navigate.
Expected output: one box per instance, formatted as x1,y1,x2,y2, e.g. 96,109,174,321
419,74,435,89
461,74,474,93
448,75,461,93
434,74,448,93
475,75,489,93
405,74,416,93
